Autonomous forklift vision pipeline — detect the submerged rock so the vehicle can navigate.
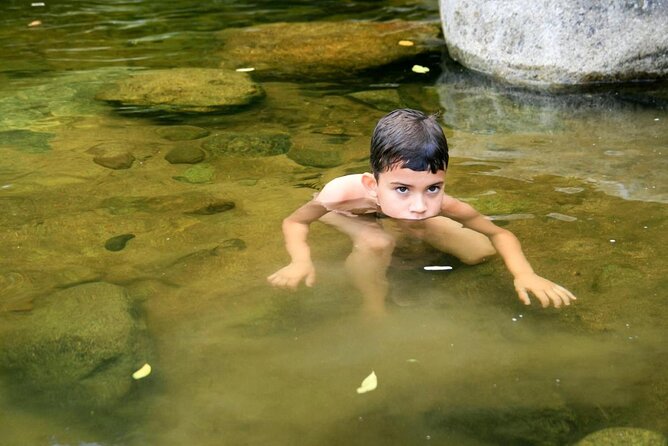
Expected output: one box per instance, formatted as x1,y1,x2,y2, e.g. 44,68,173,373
95,68,264,113
156,125,210,141
202,131,291,157
0,282,151,409
346,89,406,111
217,20,442,79
287,133,367,168
101,191,231,215
440,0,668,89
164,146,206,164
575,427,667,446
93,150,135,170
0,130,54,153
173,164,215,184
185,201,235,215
104,233,136,252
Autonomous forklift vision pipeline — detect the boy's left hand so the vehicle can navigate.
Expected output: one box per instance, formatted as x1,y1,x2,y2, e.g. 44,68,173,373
513,273,576,308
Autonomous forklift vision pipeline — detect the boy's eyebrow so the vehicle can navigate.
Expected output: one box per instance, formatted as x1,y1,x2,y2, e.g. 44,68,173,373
389,181,444,187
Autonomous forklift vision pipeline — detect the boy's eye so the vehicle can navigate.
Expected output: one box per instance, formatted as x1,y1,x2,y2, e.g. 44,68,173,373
395,186,409,194
427,185,441,193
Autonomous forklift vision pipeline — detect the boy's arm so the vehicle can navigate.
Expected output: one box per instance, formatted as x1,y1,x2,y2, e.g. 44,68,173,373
441,196,576,308
267,200,329,290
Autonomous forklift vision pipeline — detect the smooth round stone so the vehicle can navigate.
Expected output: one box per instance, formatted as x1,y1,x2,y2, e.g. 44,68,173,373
156,125,210,141
165,146,206,164
93,151,135,170
88,141,136,169
104,234,136,252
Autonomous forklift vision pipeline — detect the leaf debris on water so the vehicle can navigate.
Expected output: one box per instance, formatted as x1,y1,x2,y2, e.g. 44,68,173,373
411,65,430,74
356,371,377,394
424,266,453,271
398,40,414,46
132,363,152,380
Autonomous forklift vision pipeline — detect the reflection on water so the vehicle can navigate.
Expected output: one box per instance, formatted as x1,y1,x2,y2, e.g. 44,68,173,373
438,59,668,203
0,1,667,445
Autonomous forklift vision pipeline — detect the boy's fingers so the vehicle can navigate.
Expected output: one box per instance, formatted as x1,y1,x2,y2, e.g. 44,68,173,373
305,272,316,287
553,287,572,306
535,290,550,308
546,289,562,308
517,288,531,305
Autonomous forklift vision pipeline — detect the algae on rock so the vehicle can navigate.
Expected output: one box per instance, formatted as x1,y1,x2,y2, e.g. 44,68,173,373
217,20,443,79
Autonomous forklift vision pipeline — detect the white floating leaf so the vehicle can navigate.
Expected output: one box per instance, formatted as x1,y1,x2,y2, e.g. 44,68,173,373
411,65,430,74
423,266,453,271
356,371,377,394
132,363,152,380
235,67,255,72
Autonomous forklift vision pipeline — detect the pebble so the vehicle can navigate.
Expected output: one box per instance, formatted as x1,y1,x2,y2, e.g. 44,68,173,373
104,233,136,252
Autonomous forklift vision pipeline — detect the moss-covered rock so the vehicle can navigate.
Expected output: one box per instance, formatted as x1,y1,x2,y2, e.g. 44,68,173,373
218,20,443,79
0,282,151,409
346,89,406,111
164,146,206,164
287,133,367,168
173,164,215,184
202,131,291,157
575,427,667,446
95,68,264,113
0,130,54,153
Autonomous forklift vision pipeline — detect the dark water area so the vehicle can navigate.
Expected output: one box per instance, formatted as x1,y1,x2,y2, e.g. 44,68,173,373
0,1,666,445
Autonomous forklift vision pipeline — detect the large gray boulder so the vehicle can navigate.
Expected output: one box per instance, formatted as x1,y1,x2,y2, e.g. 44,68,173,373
0,282,151,409
439,0,668,89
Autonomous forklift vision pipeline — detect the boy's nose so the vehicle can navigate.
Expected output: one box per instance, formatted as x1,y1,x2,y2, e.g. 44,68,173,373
409,196,427,213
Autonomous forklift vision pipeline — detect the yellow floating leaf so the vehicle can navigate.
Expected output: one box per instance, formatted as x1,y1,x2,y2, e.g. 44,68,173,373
411,65,430,74
356,371,377,394
28,20,42,27
398,40,414,47
132,363,152,380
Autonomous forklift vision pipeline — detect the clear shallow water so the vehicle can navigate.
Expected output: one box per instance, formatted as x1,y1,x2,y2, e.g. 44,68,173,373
0,1,667,445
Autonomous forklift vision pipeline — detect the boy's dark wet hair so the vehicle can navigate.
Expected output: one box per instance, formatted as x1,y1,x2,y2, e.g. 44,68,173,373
370,108,448,177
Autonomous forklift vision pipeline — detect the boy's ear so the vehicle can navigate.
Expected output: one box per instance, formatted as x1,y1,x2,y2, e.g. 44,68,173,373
361,173,377,194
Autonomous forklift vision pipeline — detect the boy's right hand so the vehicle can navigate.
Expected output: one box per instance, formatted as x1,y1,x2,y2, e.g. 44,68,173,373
267,262,316,290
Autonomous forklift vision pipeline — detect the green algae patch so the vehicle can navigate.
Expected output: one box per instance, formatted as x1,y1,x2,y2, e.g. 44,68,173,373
0,130,54,153
173,164,215,184
202,132,291,157
218,20,443,80
96,68,264,113
0,282,151,409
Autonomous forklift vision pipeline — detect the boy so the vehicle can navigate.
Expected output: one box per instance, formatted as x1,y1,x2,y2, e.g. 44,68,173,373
268,109,576,313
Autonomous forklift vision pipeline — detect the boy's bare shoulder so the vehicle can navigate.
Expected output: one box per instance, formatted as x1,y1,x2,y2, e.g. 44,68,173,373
316,174,368,203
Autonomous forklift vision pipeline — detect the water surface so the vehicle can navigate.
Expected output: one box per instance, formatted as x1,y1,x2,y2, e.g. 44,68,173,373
0,1,666,445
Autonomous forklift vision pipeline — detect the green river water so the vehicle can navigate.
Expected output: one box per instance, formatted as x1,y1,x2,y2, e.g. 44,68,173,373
0,1,666,445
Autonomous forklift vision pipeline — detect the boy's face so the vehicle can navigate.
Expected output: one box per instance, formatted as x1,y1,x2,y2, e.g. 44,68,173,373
363,166,446,220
